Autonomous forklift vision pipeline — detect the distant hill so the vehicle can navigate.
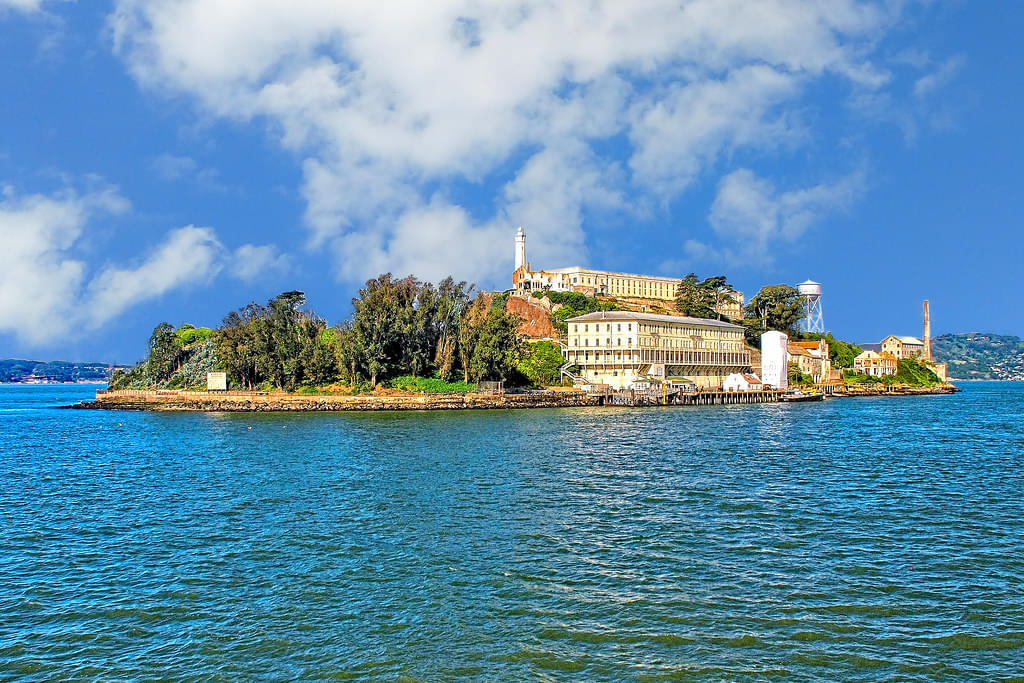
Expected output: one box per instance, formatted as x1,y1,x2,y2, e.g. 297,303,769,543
0,359,127,384
932,333,1024,380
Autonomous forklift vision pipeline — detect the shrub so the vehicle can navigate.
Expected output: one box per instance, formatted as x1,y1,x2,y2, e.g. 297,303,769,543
389,375,475,394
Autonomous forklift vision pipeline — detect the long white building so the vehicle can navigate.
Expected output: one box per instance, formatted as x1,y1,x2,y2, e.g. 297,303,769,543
512,227,742,314
563,311,751,390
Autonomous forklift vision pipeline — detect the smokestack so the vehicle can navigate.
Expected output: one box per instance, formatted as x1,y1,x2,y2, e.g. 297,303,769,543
923,300,932,360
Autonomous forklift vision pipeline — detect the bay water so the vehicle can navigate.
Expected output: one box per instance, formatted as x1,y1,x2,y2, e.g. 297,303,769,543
1,383,1022,680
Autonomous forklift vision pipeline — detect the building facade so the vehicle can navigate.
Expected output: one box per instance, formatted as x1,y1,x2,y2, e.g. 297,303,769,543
789,339,833,383
723,373,763,392
761,331,789,390
881,335,926,360
563,311,749,390
511,228,742,316
854,350,898,377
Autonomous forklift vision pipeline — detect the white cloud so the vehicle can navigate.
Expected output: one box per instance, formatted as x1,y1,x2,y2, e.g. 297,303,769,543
85,226,223,326
151,153,197,180
0,185,228,345
110,0,900,285
229,243,290,282
0,0,46,12
913,55,965,97
697,167,864,266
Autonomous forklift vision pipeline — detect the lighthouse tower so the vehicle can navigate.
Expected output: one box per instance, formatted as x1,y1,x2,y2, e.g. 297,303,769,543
515,226,527,271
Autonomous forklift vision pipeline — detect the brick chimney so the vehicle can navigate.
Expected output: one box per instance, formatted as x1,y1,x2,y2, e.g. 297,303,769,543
923,300,932,360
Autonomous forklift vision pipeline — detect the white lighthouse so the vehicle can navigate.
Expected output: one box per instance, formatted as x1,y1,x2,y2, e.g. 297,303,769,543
514,226,526,271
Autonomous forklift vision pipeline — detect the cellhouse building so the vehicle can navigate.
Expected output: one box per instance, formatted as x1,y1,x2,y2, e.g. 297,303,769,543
562,311,750,390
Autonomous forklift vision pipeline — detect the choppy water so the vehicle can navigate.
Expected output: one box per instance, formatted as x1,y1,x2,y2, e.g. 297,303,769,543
1,382,1023,680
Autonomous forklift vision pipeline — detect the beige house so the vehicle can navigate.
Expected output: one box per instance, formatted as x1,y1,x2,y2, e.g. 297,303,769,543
789,339,833,383
854,350,898,377
563,311,750,390
881,335,926,359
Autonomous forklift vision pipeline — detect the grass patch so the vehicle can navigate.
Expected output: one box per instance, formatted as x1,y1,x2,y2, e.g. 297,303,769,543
388,375,475,394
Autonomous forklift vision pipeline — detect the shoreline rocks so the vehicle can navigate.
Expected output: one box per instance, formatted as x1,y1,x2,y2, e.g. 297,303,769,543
73,389,602,412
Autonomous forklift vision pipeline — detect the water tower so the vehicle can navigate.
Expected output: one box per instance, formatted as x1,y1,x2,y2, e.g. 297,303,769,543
797,279,824,334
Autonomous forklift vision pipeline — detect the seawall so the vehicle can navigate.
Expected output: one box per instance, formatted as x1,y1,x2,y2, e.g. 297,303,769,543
80,389,602,412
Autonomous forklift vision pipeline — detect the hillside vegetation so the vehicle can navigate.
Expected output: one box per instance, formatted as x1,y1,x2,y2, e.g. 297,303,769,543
0,359,122,383
932,333,1024,380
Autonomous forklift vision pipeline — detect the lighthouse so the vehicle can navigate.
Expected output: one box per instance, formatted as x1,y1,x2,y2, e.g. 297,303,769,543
514,226,526,271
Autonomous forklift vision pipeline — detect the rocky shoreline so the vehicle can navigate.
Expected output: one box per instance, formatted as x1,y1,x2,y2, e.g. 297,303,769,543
70,389,602,412
831,384,960,397
68,383,959,413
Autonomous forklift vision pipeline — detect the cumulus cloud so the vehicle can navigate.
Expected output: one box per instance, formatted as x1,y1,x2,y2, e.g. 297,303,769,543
693,167,864,266
110,0,900,284
229,243,290,282
84,226,223,326
0,185,228,345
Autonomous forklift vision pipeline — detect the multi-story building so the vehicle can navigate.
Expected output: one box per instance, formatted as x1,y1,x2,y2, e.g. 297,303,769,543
789,339,833,383
881,335,926,360
563,311,750,390
511,227,742,316
854,350,898,377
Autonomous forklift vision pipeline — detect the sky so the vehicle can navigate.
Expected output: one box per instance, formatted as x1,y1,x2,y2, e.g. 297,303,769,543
1,0,1021,363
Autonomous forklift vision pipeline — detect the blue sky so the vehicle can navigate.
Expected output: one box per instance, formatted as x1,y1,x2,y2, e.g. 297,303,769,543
0,0,1020,363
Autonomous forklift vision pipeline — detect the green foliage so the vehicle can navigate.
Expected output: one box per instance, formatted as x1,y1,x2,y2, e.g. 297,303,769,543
743,285,805,343
347,274,475,386
537,291,619,337
517,340,565,387
843,359,942,387
467,295,524,383
216,291,338,391
0,359,120,384
893,358,942,386
672,273,738,320
176,325,214,347
788,361,814,387
799,332,862,369
388,375,475,394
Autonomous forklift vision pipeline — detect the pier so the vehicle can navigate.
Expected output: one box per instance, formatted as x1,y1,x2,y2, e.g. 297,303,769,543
598,389,781,407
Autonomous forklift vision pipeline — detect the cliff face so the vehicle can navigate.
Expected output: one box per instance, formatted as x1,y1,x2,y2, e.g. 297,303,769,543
506,295,558,340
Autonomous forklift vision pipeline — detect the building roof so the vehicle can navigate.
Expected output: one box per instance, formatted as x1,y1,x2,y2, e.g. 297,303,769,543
567,310,742,329
859,343,882,353
537,266,682,283
882,334,924,345
787,343,813,357
792,340,824,350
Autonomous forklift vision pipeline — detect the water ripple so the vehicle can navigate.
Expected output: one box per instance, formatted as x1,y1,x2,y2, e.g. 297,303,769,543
1,383,1023,679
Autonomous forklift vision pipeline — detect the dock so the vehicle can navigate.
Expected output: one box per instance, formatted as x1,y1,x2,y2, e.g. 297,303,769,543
598,388,782,407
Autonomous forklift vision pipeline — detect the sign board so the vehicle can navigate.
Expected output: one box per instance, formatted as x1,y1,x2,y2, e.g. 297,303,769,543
206,372,228,391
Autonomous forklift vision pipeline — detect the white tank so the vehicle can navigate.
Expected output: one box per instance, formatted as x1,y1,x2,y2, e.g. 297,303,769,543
797,279,821,298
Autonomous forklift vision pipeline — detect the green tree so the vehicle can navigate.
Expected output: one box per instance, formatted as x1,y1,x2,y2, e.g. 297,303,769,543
434,277,473,381
701,275,740,321
674,273,716,318
147,322,178,383
458,293,491,383
743,285,805,342
517,340,566,387
469,298,523,382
